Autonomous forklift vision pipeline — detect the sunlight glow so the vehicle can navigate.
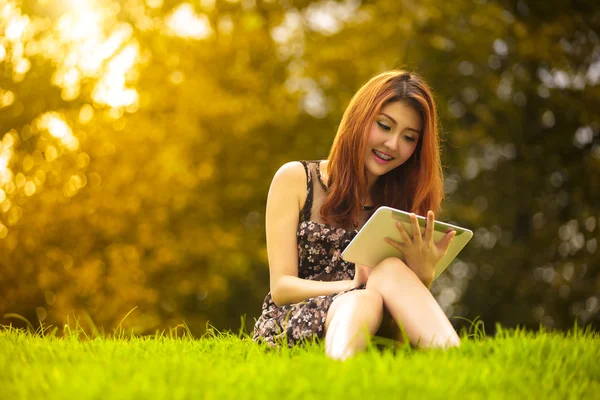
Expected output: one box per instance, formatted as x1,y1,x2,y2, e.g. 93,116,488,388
37,2,140,107
36,113,80,151
165,3,213,40
303,0,360,36
4,13,28,41
2,0,141,109
146,0,164,8
2,3,34,82
56,0,103,44
0,89,15,108
0,133,15,187
0,152,13,186
92,44,140,108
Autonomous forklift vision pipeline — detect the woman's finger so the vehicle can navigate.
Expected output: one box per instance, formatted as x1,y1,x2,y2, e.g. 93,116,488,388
395,221,413,244
410,213,423,245
438,230,456,252
424,210,435,244
385,237,405,251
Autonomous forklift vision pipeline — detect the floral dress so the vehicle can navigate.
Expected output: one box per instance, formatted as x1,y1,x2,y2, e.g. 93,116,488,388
252,160,368,348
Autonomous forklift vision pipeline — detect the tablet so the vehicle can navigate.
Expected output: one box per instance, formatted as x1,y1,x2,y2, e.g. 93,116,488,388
341,206,473,280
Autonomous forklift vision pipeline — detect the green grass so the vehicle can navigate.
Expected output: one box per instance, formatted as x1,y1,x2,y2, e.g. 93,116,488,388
1,318,598,399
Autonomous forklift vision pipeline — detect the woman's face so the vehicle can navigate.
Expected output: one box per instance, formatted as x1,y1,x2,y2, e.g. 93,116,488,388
364,101,422,182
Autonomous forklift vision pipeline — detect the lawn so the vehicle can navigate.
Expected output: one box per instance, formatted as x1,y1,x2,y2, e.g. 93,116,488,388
1,320,598,399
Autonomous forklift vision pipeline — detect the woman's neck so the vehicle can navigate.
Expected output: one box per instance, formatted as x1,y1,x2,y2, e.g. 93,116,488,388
321,159,376,207
366,170,378,192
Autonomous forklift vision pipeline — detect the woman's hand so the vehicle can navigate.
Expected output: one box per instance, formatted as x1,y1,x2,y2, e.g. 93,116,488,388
384,210,456,286
352,264,372,289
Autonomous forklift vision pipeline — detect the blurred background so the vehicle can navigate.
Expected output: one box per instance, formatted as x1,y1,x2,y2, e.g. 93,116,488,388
0,0,598,337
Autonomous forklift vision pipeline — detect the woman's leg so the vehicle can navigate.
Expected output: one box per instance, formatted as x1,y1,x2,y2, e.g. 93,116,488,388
366,257,460,348
324,289,384,360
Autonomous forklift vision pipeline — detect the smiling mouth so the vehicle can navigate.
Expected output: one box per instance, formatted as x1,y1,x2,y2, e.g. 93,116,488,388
373,149,395,161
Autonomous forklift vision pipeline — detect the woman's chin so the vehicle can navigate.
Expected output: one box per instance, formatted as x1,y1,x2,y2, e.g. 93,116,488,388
366,158,405,178
365,159,391,177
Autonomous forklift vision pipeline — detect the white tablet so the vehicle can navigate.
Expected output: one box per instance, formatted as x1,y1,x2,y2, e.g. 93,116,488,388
341,206,473,280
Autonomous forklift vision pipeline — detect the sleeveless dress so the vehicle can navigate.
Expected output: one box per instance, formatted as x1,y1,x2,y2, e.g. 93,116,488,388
252,160,370,348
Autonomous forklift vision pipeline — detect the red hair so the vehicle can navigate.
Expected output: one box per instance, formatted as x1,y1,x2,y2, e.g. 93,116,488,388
322,70,444,229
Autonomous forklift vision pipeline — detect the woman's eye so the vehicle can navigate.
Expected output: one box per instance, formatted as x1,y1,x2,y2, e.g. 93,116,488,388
404,136,416,143
377,121,391,131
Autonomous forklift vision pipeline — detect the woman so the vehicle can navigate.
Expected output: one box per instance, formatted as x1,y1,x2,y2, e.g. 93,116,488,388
252,70,460,360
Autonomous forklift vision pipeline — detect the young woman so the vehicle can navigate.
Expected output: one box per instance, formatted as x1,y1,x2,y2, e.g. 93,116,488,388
252,70,461,360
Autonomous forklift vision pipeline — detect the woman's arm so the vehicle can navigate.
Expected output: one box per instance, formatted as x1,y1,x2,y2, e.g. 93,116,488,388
273,276,354,307
266,162,354,307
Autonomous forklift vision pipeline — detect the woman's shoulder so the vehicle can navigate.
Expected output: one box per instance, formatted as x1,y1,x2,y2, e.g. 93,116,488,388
268,161,312,213
272,161,311,184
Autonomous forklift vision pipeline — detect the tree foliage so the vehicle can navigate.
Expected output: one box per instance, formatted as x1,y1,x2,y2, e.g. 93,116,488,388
0,0,598,336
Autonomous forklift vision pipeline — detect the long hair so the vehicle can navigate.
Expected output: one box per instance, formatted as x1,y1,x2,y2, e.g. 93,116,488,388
321,70,444,229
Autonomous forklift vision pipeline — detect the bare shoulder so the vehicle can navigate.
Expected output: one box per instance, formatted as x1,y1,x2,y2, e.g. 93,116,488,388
272,161,307,191
273,161,306,181
269,161,308,212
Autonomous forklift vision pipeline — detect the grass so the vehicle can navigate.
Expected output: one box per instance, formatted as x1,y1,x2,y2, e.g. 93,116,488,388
1,315,598,399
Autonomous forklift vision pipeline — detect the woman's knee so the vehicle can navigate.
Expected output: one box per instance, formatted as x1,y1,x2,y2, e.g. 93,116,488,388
334,289,384,318
366,257,418,290
374,257,412,276
352,288,384,313
325,289,384,332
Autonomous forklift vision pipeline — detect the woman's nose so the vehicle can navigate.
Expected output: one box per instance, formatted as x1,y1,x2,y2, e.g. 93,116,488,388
384,135,399,152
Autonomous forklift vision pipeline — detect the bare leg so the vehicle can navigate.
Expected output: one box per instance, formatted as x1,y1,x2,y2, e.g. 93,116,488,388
366,257,460,348
324,289,384,360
